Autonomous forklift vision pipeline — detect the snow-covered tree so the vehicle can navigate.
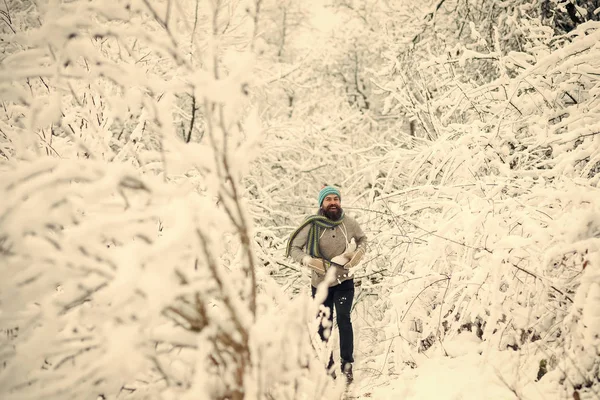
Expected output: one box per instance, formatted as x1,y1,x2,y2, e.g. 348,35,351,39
0,1,347,399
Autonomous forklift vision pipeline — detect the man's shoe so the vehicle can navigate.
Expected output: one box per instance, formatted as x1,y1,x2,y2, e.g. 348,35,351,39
341,362,353,384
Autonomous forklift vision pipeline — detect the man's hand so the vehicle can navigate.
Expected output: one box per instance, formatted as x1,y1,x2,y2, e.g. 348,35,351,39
343,248,365,269
302,256,328,275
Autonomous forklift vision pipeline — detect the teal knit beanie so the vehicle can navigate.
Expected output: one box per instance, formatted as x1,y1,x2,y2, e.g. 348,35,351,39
318,186,341,206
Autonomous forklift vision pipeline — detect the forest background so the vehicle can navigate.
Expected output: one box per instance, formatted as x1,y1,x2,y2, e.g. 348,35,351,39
1,0,599,399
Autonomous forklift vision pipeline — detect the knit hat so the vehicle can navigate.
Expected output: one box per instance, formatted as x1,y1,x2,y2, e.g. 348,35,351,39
318,186,341,206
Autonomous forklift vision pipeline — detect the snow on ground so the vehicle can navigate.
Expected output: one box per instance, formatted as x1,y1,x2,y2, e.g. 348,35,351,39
351,348,561,400
339,298,567,400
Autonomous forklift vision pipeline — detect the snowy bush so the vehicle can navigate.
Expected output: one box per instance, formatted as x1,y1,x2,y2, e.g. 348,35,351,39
360,3,600,396
0,1,345,399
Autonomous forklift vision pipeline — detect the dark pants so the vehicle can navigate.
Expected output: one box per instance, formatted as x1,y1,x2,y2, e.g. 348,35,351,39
311,279,355,367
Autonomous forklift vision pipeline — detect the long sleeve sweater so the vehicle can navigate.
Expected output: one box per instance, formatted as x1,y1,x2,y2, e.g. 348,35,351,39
289,215,367,287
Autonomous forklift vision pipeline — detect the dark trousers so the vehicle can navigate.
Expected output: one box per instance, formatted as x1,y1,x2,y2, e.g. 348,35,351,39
311,279,355,366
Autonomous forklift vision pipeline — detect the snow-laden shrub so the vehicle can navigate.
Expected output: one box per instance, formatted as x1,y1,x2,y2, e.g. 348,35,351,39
0,156,341,400
362,12,600,396
0,1,344,399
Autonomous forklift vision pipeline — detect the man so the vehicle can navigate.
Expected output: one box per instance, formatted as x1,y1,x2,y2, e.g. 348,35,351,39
285,185,367,383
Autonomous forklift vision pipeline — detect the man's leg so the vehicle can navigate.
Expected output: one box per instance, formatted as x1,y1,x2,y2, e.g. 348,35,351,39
333,279,355,381
311,285,335,371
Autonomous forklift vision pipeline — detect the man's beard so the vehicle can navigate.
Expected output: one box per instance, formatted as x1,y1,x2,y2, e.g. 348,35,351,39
322,205,343,221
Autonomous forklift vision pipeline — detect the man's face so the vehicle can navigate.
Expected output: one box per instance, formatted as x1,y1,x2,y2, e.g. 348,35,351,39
321,194,342,220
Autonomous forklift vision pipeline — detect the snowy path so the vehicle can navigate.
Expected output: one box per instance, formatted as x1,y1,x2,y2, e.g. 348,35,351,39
344,291,563,400
348,347,565,400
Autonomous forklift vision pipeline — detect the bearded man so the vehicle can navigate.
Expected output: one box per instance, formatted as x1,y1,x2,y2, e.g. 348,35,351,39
285,185,367,383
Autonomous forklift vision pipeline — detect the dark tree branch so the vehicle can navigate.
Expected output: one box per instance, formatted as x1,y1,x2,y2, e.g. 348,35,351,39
186,94,197,143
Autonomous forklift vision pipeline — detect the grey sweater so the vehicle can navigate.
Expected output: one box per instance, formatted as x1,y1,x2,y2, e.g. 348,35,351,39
289,215,367,287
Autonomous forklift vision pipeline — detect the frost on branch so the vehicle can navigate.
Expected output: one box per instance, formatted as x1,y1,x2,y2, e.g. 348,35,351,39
0,0,334,399
356,8,600,396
